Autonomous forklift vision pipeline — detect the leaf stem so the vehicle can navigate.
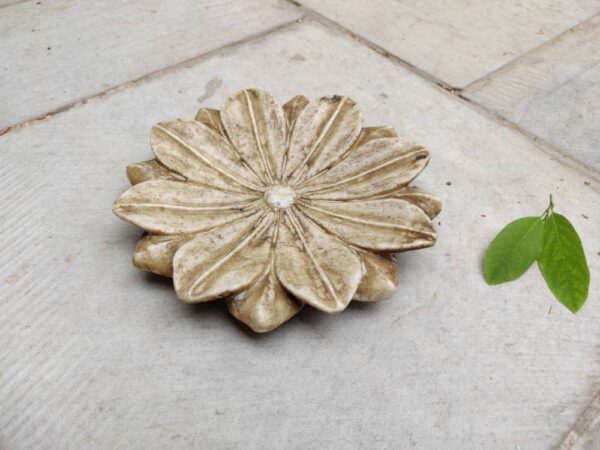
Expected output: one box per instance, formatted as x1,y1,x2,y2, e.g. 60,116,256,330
542,194,554,220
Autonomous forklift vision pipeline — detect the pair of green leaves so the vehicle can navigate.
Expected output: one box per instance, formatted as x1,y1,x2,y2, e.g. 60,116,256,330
483,196,590,313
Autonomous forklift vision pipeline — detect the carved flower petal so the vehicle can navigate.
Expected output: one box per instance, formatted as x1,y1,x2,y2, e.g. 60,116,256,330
300,137,429,200
221,89,287,183
352,126,397,149
299,198,437,252
173,211,274,303
194,108,227,137
275,211,363,313
133,233,192,276
385,186,442,219
354,249,398,302
112,180,261,234
285,95,362,184
324,126,396,177
282,95,309,139
151,119,262,192
227,261,302,333
126,159,185,185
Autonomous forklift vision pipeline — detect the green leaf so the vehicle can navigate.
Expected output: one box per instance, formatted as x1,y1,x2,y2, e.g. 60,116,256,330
483,216,544,285
538,213,590,313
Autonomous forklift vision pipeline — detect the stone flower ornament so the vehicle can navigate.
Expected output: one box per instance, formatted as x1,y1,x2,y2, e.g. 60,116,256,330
113,89,441,332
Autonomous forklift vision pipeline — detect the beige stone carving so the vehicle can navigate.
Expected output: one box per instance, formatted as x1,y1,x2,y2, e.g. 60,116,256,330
113,89,441,332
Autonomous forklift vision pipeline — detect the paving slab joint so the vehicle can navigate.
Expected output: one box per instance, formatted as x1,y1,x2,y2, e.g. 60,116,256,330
0,16,306,137
286,0,600,181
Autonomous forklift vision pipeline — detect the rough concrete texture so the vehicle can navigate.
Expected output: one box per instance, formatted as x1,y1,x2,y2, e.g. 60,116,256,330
0,0,301,129
1,2,599,449
465,14,600,172
298,0,600,88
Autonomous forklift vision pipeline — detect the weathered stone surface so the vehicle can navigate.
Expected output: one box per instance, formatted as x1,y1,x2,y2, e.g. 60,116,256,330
0,0,301,129
1,20,598,449
299,0,600,88
465,15,600,172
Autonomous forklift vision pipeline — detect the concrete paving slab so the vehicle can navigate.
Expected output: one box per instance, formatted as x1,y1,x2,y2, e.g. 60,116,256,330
464,15,600,172
0,0,301,130
298,0,600,88
1,20,599,449
0,0,24,7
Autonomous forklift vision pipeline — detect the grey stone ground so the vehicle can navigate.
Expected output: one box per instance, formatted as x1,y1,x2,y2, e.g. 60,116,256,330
1,1,599,449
